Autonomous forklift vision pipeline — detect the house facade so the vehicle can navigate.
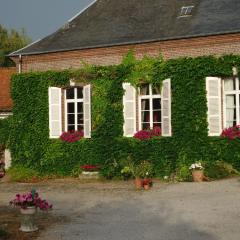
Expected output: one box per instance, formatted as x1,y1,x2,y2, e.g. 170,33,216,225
5,0,240,175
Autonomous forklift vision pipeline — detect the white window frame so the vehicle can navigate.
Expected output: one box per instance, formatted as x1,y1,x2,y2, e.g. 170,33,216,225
223,77,240,128
138,84,161,130
64,88,84,132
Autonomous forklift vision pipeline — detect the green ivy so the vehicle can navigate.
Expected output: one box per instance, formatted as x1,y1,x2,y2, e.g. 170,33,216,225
0,54,240,177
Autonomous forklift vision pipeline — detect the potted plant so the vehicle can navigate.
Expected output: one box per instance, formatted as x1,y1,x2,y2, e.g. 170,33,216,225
120,166,132,181
140,161,153,190
80,165,100,179
131,161,153,190
189,162,204,182
142,178,152,190
10,189,52,232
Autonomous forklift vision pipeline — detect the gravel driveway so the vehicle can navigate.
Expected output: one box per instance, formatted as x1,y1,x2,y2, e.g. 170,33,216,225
1,178,240,240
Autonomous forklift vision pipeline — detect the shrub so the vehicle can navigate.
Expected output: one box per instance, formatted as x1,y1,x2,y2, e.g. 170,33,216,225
204,161,239,180
100,159,122,179
7,166,40,182
176,164,192,182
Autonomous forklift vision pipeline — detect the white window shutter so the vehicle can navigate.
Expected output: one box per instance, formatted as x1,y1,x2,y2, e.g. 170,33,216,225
206,77,222,136
161,79,172,136
123,83,136,137
83,84,91,138
49,87,62,138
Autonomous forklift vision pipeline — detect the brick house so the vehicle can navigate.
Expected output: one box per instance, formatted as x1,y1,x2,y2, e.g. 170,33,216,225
0,67,15,119
8,0,240,139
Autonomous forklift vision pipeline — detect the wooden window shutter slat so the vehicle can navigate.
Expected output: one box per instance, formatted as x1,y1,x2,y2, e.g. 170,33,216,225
49,87,62,138
161,79,172,136
123,83,136,137
83,84,91,138
206,77,222,136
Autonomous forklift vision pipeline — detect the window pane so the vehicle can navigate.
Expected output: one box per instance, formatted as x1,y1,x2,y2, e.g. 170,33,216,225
153,111,161,122
152,84,161,95
67,103,74,113
141,99,150,110
78,114,84,124
140,84,149,95
226,95,236,127
77,102,83,113
141,111,150,122
224,78,235,91
66,88,74,99
153,123,161,128
68,114,75,125
77,125,84,131
142,123,150,130
153,99,161,110
77,88,83,99
68,125,75,131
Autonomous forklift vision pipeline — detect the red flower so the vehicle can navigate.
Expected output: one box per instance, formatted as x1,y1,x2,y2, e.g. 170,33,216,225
142,179,152,185
134,130,152,141
221,125,240,140
80,165,100,172
60,131,84,143
133,127,162,141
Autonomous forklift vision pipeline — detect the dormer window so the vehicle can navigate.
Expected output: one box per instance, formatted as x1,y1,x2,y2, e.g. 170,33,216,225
179,6,194,17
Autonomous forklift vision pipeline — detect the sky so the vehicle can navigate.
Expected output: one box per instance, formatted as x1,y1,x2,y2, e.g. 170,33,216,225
0,0,94,41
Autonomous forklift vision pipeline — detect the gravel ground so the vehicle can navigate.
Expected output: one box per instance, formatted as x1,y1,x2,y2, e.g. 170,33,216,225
1,178,240,240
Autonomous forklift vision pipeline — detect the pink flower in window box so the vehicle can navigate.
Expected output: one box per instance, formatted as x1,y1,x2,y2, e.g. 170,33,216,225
221,125,240,140
60,130,84,143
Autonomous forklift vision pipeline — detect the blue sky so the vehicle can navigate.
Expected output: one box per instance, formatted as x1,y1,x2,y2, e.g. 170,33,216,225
0,0,94,41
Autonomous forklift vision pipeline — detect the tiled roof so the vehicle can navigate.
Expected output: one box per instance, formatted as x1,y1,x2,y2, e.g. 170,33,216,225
10,0,240,56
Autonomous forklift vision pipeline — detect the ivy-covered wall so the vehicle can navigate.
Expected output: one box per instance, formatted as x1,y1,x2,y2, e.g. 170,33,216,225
1,54,240,177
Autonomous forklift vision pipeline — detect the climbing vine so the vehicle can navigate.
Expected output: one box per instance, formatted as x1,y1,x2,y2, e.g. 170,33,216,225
1,53,240,176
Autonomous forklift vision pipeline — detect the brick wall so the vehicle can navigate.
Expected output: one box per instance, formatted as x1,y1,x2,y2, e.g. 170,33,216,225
10,33,240,73
0,67,16,111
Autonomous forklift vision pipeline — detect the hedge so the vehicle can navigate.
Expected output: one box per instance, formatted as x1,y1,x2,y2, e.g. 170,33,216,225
1,54,240,177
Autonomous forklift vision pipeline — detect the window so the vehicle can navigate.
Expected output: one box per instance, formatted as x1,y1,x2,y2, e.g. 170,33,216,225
179,6,194,17
65,88,84,131
223,78,240,128
206,75,240,136
139,84,161,130
48,85,91,138
123,79,171,137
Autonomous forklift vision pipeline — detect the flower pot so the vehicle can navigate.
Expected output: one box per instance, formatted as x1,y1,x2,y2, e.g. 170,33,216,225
192,170,204,182
134,178,143,190
79,171,99,179
19,207,38,232
143,184,150,190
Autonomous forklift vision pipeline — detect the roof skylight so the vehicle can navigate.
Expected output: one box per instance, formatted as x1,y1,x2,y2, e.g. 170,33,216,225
179,6,194,17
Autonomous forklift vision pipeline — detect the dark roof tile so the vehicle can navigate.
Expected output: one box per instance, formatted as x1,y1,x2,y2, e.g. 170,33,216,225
10,0,240,56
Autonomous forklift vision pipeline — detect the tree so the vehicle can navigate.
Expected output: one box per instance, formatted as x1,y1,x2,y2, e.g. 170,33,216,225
0,25,31,67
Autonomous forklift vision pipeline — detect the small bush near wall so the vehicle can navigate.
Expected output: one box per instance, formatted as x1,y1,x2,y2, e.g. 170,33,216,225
3,54,240,178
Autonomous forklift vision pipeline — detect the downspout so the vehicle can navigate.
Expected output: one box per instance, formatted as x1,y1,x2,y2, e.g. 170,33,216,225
18,54,22,73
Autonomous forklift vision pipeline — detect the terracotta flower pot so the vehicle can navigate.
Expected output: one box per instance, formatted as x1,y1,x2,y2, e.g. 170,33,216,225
192,170,204,182
143,184,151,190
134,178,143,190
19,207,38,232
